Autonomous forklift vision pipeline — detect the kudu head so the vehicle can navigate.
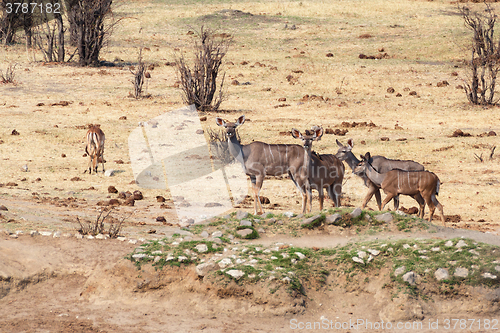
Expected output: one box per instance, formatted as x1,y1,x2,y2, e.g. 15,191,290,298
335,138,354,162
215,115,245,139
353,152,372,176
291,127,323,151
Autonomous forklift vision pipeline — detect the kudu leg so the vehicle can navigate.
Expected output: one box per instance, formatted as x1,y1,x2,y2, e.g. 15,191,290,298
362,185,380,209
327,183,341,208
250,175,265,215
431,193,446,226
381,193,396,211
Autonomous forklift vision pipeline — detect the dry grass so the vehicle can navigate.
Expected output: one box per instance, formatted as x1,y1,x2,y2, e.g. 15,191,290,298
0,0,499,231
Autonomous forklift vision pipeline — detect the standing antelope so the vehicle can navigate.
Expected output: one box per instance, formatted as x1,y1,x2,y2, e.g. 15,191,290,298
215,115,316,215
354,152,445,225
336,139,424,211
85,125,105,174
292,128,344,211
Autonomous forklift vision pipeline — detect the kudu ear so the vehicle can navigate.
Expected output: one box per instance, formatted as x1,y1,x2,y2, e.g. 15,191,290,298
336,139,343,148
215,117,226,127
236,115,246,126
291,128,301,139
313,127,323,140
364,152,371,160
347,138,354,148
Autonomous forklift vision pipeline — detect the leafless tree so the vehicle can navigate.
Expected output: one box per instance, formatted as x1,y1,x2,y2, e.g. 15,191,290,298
130,48,148,99
460,4,500,105
66,0,114,66
175,27,231,111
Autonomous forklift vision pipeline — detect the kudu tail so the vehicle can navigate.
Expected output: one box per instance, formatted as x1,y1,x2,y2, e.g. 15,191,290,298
431,179,440,206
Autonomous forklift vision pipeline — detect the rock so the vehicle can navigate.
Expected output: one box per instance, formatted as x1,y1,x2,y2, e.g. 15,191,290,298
104,169,117,177
283,211,295,218
0,205,7,211
205,202,222,207
402,271,417,286
237,229,253,238
30,230,39,236
196,262,220,277
200,231,209,238
368,249,380,256
300,214,324,228
454,267,469,278
235,210,249,220
226,269,245,280
444,240,454,247
325,213,341,225
295,252,306,260
455,239,468,248
212,231,223,238
53,231,61,238
21,164,28,172
239,219,252,227
177,256,188,262
133,190,143,200
375,212,393,223
357,251,367,259
434,268,449,281
156,196,166,202
195,244,208,253
156,216,166,223
40,231,52,236
218,258,232,268
353,257,364,264
350,207,362,218
395,266,406,276
123,197,135,206
482,272,497,279
108,186,118,193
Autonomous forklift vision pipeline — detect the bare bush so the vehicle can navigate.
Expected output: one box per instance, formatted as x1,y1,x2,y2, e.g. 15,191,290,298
207,127,237,166
175,27,231,111
0,63,17,84
460,4,500,105
130,49,149,99
77,208,129,238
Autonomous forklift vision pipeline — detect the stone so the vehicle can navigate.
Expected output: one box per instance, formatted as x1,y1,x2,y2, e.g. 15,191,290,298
30,230,39,236
402,271,417,286
325,213,341,225
240,220,252,227
434,268,449,281
177,256,188,262
295,252,306,260
196,262,220,277
133,190,143,200
444,240,454,247
200,231,209,238
482,272,497,280
456,240,468,248
454,267,469,278
300,214,324,228
0,205,8,211
40,231,52,236
395,266,406,276
350,207,362,218
108,186,118,193
237,229,253,238
104,169,117,177
375,212,393,223
226,269,245,280
368,249,380,256
283,211,295,218
212,231,223,238
357,251,367,259
218,258,232,268
195,244,208,253
235,210,249,220
353,257,364,264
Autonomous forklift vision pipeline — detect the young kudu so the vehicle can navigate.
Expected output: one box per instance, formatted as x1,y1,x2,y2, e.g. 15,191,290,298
85,125,105,174
292,128,344,211
355,152,445,225
336,139,424,211
216,115,317,215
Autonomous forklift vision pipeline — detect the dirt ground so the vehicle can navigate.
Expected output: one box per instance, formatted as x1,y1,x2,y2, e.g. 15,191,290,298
1,195,500,333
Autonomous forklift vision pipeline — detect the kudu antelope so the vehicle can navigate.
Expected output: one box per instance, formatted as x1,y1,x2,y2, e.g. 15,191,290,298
355,152,445,225
215,115,316,215
85,125,105,174
336,139,424,211
292,128,344,211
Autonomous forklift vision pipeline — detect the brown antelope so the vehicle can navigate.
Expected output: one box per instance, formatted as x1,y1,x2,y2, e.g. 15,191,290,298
292,128,344,211
354,152,445,225
336,139,424,211
215,115,318,215
85,125,105,174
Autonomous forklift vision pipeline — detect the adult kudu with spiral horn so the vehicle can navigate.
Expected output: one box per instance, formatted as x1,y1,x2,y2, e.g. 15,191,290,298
216,115,321,215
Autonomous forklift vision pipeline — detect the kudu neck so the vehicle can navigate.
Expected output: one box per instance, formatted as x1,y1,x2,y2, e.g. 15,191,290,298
365,160,384,186
227,133,243,159
345,151,360,171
